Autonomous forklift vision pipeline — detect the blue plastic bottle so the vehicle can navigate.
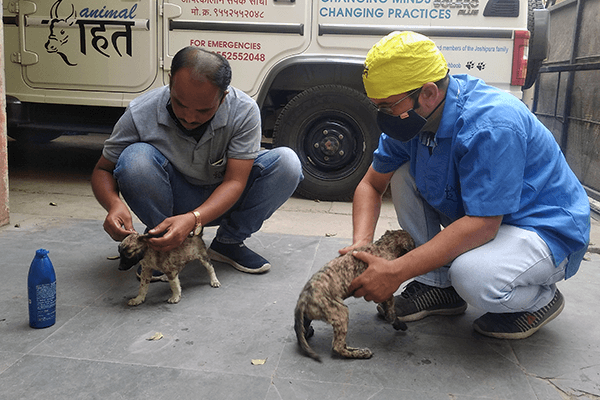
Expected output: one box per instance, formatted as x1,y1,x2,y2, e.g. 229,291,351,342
28,249,57,328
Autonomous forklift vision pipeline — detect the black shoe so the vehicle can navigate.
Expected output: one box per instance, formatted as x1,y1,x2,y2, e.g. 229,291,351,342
208,240,271,274
473,289,564,339
377,280,467,322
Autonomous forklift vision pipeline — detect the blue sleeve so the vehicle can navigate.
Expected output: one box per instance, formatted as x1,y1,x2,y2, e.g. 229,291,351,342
372,134,411,174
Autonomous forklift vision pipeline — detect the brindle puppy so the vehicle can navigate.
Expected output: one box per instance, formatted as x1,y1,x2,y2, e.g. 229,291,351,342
294,230,414,361
118,229,220,306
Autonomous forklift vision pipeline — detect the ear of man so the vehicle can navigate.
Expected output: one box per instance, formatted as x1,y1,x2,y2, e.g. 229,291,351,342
418,82,444,113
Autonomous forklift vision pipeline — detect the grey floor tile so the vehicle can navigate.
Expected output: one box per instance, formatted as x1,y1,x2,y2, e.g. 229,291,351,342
1,220,599,399
0,355,271,400
267,377,386,400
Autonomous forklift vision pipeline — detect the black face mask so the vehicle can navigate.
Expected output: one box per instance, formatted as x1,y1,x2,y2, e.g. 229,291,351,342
166,99,213,141
376,98,445,142
377,109,427,142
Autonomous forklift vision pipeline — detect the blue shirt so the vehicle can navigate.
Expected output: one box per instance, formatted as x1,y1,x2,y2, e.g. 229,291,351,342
373,74,590,279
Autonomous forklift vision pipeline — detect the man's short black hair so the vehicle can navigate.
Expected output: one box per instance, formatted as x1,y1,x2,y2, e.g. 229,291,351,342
170,47,232,93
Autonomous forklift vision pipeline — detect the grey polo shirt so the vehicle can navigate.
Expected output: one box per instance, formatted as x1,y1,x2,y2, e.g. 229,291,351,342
103,85,261,185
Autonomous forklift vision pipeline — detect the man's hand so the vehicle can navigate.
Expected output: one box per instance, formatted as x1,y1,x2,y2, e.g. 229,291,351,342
347,251,401,303
338,239,371,256
103,203,136,241
146,213,196,252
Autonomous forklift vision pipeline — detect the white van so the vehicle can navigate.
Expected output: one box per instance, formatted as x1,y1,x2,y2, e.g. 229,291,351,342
3,0,548,200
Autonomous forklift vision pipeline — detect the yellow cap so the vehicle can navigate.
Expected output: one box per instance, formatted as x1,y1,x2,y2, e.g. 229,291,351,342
363,31,448,99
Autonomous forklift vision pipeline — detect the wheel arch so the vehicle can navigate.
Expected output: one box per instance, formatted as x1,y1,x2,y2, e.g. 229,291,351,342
255,55,367,109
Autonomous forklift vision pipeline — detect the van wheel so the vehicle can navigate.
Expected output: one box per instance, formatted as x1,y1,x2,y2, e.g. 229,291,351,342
273,85,379,201
7,128,63,143
523,0,546,89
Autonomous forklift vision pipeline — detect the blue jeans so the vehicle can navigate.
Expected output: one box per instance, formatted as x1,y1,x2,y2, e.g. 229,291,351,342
389,163,566,313
113,143,303,244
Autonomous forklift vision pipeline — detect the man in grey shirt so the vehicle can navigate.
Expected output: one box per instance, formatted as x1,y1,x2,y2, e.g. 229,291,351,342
92,47,303,274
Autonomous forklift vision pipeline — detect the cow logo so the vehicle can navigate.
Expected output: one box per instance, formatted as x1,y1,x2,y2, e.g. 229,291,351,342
42,0,139,66
45,0,78,66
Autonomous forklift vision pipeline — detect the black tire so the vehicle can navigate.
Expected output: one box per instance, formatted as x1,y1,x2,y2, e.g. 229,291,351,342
523,0,546,90
7,128,63,143
273,85,379,201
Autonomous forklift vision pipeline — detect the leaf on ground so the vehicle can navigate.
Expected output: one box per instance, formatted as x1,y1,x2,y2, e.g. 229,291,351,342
146,332,163,341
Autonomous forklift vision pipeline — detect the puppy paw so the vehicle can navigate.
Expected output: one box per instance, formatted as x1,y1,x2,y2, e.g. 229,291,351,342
392,318,408,331
305,324,315,339
167,295,181,304
210,279,221,288
348,347,373,359
335,346,373,359
128,297,144,306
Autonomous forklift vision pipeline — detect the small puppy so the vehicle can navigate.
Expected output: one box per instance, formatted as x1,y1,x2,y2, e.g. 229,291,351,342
118,230,220,306
294,230,414,361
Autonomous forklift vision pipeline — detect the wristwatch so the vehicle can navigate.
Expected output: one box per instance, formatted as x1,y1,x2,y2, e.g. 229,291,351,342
191,211,202,236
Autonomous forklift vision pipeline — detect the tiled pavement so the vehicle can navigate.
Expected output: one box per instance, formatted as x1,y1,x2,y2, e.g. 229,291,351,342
1,135,599,399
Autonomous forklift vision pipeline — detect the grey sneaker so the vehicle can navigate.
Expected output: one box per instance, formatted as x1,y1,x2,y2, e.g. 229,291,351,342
377,280,467,322
473,289,564,339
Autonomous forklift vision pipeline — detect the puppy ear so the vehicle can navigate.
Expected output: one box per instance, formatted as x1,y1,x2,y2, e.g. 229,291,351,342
120,232,135,243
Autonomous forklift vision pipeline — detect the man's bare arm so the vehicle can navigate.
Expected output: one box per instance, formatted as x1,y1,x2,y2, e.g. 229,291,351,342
91,155,135,241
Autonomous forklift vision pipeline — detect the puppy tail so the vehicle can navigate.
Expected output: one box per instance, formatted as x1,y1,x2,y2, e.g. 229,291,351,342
294,304,321,362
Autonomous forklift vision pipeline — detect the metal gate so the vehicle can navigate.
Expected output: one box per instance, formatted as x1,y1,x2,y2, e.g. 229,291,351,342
531,0,600,201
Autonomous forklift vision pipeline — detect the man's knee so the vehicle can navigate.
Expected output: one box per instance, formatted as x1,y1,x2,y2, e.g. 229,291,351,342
257,147,303,183
114,143,166,182
449,253,502,311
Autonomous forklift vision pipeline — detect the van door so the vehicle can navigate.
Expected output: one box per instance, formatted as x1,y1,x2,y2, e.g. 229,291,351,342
162,0,311,96
13,0,157,94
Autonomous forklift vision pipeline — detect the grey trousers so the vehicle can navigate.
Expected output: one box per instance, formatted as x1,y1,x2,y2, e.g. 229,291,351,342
390,163,565,313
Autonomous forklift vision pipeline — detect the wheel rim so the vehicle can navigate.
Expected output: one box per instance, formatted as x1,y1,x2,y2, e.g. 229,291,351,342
301,111,365,181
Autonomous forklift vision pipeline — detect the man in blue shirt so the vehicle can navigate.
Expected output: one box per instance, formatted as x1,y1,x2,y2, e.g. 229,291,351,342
345,31,590,339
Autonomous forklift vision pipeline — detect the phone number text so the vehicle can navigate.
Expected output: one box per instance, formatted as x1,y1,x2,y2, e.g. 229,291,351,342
215,51,266,62
213,8,265,18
